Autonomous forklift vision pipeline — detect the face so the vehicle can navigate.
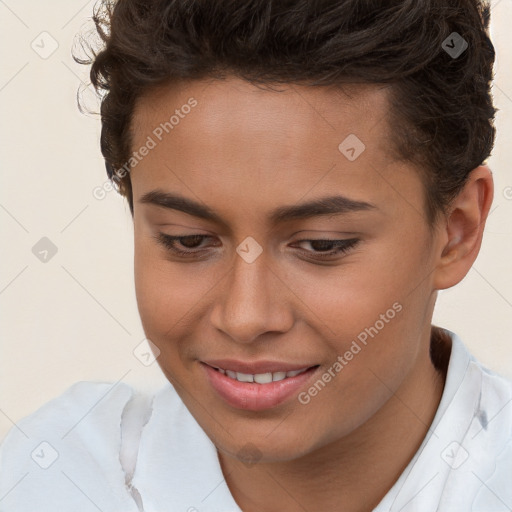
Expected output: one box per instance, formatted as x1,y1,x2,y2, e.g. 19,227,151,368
130,77,441,462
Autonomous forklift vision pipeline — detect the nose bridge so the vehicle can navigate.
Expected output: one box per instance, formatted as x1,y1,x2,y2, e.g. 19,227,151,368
210,246,291,343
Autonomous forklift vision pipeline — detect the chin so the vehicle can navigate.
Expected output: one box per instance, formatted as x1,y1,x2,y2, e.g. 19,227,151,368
217,438,312,465
211,420,323,465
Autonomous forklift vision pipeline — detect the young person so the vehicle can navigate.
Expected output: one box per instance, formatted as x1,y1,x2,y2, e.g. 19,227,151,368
1,1,511,511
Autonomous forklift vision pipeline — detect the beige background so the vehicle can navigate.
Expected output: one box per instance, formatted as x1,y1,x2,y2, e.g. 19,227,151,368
1,0,511,441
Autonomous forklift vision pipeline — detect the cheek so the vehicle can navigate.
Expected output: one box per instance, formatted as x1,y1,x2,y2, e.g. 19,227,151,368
133,235,219,356
286,234,432,395
279,251,416,348
134,235,185,343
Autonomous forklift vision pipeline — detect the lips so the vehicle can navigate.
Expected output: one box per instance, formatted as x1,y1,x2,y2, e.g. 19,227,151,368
202,359,316,375
211,365,310,384
201,359,319,411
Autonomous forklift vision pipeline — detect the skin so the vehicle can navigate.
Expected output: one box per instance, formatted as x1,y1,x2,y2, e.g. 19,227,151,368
129,77,493,512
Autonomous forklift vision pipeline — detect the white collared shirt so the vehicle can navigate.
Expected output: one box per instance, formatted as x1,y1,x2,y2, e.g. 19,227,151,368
1,331,511,511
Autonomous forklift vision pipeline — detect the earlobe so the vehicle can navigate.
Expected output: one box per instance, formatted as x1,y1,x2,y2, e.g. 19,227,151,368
432,165,494,290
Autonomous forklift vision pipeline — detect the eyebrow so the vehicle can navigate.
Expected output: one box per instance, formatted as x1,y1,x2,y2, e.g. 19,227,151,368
139,189,376,225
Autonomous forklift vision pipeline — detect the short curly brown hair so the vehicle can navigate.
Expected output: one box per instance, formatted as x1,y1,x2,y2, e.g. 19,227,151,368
80,0,497,224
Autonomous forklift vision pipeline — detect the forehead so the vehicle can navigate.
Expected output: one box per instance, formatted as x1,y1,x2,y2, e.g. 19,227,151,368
129,77,423,224
132,77,392,153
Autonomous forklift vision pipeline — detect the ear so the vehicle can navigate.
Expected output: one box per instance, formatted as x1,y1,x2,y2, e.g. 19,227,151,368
432,165,494,290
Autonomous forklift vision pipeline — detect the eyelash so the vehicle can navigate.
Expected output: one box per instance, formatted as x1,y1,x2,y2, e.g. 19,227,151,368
155,233,360,261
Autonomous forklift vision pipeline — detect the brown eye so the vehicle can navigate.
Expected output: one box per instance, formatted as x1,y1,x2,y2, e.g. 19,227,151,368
179,235,206,248
294,238,360,260
155,233,217,258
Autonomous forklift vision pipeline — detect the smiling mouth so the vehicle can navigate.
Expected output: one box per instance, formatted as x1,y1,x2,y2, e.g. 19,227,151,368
202,362,321,410
208,365,316,384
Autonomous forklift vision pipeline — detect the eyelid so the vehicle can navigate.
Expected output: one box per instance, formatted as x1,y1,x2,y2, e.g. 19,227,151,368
154,233,215,257
290,237,360,259
155,232,361,261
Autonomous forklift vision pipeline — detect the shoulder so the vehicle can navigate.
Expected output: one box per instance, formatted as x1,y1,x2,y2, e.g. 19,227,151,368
451,335,512,459
462,359,512,509
470,354,512,432
443,342,512,510
374,334,512,511
445,332,512,432
0,381,141,511
1,380,134,447
470,356,512,461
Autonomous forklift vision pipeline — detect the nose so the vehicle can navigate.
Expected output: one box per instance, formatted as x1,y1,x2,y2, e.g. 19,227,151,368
209,249,294,344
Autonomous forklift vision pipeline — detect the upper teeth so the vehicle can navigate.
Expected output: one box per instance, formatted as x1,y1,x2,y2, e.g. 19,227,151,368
217,367,309,383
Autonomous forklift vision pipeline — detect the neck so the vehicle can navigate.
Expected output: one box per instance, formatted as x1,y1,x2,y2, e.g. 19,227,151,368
218,334,448,512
